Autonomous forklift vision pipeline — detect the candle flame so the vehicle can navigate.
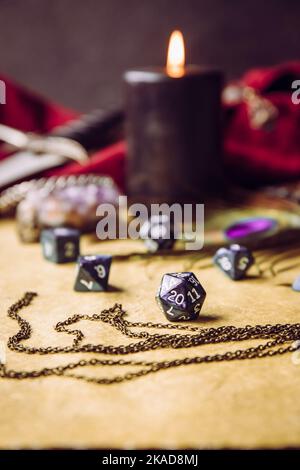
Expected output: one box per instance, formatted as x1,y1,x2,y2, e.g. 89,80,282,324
167,30,185,78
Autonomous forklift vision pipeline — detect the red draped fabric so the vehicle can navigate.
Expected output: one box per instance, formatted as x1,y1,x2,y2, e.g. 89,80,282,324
1,62,300,191
224,62,300,186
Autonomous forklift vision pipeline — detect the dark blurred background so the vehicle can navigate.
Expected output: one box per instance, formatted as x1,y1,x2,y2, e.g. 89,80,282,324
0,0,299,112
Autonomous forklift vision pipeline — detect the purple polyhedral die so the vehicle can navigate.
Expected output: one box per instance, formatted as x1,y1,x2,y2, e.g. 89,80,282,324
140,214,175,252
156,272,206,321
41,227,80,263
213,244,254,280
74,254,112,292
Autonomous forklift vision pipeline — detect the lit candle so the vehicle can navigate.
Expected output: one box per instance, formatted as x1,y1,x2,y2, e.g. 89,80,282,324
124,30,223,203
166,30,185,78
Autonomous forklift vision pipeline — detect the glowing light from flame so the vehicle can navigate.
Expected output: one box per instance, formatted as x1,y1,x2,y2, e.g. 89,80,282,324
167,30,185,78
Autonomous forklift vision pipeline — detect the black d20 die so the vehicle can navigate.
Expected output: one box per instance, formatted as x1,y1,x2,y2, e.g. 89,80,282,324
213,244,254,280
140,215,175,252
41,227,80,263
156,272,206,321
74,255,112,292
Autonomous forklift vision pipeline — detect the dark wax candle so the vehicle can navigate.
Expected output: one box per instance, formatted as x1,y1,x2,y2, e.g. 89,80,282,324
124,65,223,203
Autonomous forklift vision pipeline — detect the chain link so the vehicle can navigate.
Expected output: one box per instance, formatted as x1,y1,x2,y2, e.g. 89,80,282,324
1,292,300,385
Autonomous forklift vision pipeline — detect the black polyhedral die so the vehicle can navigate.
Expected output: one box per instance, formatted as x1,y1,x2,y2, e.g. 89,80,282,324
41,227,80,263
140,215,175,252
213,244,254,280
156,272,206,321
74,254,112,292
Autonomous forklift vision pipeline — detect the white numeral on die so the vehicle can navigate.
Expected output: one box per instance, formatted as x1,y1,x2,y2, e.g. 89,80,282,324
167,306,175,316
80,279,94,290
187,288,201,303
44,241,53,257
64,242,75,258
168,290,184,305
218,256,232,271
194,303,202,314
238,256,249,270
94,264,106,278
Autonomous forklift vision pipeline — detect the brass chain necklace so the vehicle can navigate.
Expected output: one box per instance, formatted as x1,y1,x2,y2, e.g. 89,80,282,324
1,292,300,385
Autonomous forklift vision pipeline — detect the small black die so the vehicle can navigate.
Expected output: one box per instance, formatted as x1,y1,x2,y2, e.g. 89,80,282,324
74,254,112,292
213,244,254,280
140,215,175,252
156,272,206,321
41,227,80,263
